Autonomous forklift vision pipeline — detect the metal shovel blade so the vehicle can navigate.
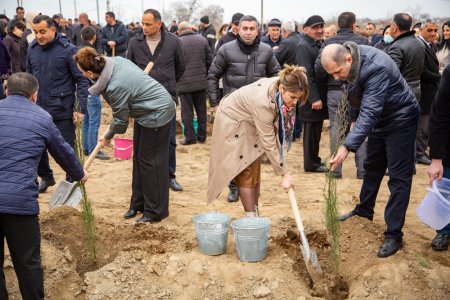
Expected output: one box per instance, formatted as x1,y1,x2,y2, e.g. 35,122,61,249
49,180,83,210
299,230,322,274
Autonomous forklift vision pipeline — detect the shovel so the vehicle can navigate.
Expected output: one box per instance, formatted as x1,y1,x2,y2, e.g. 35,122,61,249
49,142,102,210
288,188,323,282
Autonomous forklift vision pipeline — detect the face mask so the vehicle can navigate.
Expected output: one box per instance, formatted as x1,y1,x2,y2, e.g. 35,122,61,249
384,34,393,43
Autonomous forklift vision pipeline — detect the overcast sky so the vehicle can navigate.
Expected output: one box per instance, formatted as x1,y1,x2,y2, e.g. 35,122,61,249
4,0,450,25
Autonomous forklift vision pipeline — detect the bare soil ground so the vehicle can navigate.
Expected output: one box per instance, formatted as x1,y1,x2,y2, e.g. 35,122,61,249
4,106,449,299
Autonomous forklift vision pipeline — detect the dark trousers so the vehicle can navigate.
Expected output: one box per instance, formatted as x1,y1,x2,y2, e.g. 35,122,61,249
415,113,429,157
355,123,417,239
0,214,44,300
169,116,177,179
303,120,323,171
129,121,170,220
38,119,75,181
180,90,207,142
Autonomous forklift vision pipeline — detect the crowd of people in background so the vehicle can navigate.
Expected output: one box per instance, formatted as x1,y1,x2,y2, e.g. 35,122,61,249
0,5,449,298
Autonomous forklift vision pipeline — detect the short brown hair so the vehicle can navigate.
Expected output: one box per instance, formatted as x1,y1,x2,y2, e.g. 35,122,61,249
73,47,106,74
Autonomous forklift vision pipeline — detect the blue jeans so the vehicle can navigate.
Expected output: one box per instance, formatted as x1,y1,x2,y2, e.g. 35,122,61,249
82,95,102,154
437,167,450,235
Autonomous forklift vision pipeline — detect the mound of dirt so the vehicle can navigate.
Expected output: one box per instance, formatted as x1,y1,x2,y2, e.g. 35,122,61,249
4,110,449,299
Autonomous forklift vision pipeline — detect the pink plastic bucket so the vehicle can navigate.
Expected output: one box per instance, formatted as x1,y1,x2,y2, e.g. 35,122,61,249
114,138,133,160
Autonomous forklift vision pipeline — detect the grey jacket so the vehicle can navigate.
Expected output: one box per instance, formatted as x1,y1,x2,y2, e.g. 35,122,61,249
89,57,175,139
207,39,280,107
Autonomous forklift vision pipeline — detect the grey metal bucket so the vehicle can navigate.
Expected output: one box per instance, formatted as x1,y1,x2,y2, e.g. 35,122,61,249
192,212,231,256
231,217,271,262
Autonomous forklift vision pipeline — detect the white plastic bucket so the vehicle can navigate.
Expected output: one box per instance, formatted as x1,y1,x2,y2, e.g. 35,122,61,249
416,178,450,230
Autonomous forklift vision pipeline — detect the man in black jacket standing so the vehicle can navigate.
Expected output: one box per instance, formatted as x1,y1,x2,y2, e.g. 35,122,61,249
102,11,128,57
386,13,425,103
295,15,327,173
275,19,301,67
416,19,441,165
199,15,216,54
126,9,185,205
208,14,280,202
71,12,103,54
315,11,369,179
177,21,213,145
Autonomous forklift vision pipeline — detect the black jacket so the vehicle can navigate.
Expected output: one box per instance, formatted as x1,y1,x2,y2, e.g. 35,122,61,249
201,24,216,54
177,31,213,93
102,21,128,55
207,38,280,107
127,28,185,103
343,44,420,151
428,65,450,168
71,24,103,54
295,34,328,122
215,31,237,53
315,28,369,90
386,31,425,101
419,38,441,114
275,32,301,67
3,32,25,73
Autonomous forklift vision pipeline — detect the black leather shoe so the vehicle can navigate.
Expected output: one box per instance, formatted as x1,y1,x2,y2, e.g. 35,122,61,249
306,165,325,173
197,139,206,144
124,209,139,219
95,151,110,160
179,139,196,145
38,178,56,193
378,238,402,257
136,216,161,223
339,210,357,221
431,233,448,251
169,178,183,191
227,188,239,202
417,155,432,165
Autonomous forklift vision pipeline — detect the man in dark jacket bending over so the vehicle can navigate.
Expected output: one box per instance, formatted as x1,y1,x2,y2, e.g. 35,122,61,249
0,73,88,299
322,42,420,258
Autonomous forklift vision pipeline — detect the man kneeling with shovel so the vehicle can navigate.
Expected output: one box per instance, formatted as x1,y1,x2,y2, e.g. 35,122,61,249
0,73,88,299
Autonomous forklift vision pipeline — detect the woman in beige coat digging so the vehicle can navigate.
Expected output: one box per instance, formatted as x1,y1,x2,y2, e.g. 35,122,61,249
207,66,309,216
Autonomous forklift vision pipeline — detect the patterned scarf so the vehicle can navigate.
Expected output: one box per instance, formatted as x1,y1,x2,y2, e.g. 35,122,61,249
276,92,296,162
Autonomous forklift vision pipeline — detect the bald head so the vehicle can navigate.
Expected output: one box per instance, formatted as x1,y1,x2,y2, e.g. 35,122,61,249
178,21,192,33
321,44,352,81
79,12,89,25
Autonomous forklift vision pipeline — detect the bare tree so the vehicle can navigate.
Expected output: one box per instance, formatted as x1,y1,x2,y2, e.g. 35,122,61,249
166,0,202,23
199,5,224,29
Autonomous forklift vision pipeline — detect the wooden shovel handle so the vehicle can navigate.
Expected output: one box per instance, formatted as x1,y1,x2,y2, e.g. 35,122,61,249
83,142,102,170
112,45,115,57
288,188,306,232
144,61,154,74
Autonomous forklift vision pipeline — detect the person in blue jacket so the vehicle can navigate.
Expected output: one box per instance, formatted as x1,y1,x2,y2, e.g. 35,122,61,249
322,42,420,258
27,14,89,193
0,72,88,299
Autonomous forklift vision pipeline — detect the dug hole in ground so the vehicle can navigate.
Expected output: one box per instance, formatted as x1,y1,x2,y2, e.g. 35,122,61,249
4,105,449,300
